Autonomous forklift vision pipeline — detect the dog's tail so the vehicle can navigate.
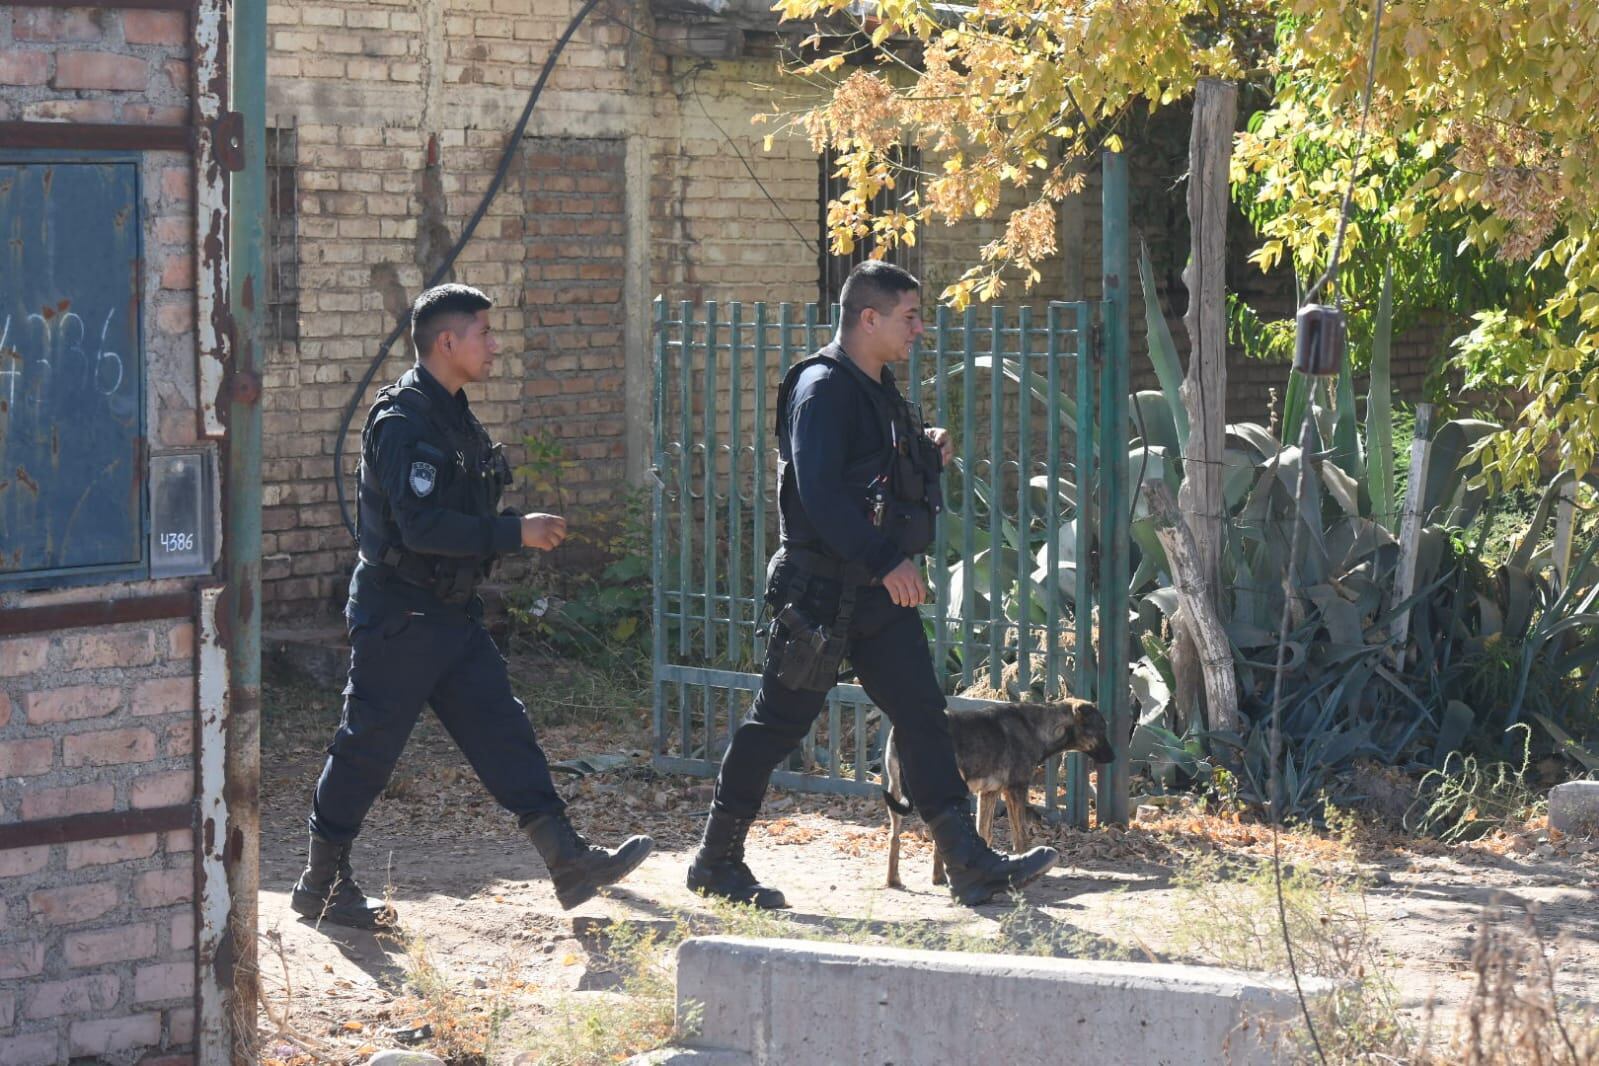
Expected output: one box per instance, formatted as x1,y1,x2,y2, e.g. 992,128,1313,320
880,789,913,816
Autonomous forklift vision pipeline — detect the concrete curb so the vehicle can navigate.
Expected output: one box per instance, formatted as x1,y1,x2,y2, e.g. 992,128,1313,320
622,1049,753,1066
670,936,1335,1066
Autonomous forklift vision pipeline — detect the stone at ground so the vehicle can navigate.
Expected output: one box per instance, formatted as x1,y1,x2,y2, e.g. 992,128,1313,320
1550,780,1599,836
366,1052,444,1066
675,936,1335,1066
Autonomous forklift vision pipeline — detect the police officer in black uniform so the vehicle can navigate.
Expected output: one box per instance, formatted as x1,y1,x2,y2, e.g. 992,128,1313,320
685,262,1059,908
292,284,653,928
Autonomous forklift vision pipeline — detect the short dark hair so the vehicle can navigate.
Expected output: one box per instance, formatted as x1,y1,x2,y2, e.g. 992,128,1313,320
411,283,492,355
840,260,920,329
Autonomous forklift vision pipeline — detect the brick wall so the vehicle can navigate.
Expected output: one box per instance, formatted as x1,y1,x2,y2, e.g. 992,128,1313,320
522,136,628,510
261,0,556,608
261,7,1009,613
259,6,1455,615
0,625,197,1066
0,7,188,125
261,0,691,612
646,57,823,306
0,6,203,1064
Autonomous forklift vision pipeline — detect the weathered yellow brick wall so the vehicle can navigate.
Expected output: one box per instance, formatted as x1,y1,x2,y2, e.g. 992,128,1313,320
261,3,840,612
262,6,1446,614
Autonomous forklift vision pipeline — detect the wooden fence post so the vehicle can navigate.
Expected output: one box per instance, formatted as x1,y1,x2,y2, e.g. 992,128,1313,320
1173,77,1237,732
1391,403,1435,658
1146,482,1240,740
1553,477,1578,592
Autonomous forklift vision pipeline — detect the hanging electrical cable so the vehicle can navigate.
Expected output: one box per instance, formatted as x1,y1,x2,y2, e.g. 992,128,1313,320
1269,4,1387,1064
333,0,610,539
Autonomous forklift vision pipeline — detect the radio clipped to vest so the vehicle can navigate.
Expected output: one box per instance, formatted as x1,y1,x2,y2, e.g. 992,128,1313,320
488,443,513,504
875,405,942,556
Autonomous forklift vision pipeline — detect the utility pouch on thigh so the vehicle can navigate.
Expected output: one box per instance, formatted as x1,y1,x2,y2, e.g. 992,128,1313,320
767,563,864,692
769,605,848,692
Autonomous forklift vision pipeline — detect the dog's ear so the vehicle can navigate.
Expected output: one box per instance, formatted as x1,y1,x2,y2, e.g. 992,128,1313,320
1067,698,1102,722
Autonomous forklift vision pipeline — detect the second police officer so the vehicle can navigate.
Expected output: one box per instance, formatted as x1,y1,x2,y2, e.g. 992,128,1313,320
290,284,654,928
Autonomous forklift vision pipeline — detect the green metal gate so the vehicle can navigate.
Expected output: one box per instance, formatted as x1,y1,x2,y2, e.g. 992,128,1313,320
649,158,1132,827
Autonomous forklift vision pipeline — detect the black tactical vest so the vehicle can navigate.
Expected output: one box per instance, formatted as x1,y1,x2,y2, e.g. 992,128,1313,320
355,374,512,603
775,350,944,560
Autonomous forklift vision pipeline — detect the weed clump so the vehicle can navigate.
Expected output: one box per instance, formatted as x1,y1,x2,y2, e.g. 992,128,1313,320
1407,724,1546,843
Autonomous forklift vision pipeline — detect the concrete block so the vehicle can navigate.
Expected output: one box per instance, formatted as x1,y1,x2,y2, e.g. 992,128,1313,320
622,1049,752,1066
1550,780,1599,835
675,937,1333,1066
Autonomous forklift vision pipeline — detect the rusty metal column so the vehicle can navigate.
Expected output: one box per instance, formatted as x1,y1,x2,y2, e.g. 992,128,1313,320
222,0,264,1058
1095,149,1131,827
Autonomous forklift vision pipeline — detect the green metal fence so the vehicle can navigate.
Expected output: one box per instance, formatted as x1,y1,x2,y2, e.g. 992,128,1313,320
649,295,1130,826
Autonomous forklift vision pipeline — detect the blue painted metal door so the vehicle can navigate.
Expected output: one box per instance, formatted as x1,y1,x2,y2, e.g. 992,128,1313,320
0,156,145,586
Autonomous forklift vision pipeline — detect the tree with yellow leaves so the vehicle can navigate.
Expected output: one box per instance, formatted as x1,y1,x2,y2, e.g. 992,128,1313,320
775,0,1599,486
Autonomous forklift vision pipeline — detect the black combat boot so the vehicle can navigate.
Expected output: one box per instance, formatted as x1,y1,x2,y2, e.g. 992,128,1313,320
290,834,397,930
925,804,1059,907
523,813,654,910
685,808,788,909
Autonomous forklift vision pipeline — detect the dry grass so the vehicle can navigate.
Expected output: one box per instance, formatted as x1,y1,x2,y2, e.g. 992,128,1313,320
1165,831,1599,1065
1431,914,1599,1066
506,919,690,1066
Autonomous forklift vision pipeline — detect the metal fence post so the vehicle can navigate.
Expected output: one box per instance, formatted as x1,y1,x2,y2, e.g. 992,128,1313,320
988,306,1004,690
218,0,267,1058
1097,149,1132,827
652,298,668,755
1069,301,1097,827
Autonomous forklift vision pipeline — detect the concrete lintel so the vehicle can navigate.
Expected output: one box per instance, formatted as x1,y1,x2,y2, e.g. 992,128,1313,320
265,80,650,137
675,936,1335,1066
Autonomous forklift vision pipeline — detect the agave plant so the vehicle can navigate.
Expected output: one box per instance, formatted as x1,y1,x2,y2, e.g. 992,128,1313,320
920,243,1597,816
1122,252,1599,815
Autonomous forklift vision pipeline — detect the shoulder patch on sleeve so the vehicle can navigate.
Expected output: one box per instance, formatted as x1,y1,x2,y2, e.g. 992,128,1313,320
408,460,438,497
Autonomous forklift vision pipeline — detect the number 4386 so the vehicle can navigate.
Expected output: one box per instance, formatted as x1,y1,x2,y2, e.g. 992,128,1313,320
160,532,195,552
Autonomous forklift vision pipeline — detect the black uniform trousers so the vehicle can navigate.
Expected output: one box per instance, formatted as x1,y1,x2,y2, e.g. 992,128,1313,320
712,559,969,820
308,608,565,845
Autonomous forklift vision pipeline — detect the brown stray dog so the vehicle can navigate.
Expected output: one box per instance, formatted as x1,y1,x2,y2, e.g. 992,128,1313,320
882,699,1114,888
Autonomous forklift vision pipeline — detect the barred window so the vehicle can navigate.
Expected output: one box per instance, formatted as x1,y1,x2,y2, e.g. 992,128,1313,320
266,121,299,346
818,145,924,309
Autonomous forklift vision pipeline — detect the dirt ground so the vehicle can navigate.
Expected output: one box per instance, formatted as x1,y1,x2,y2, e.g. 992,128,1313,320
255,662,1599,1066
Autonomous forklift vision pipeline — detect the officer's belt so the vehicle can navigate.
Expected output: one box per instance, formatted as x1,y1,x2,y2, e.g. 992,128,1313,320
359,547,481,603
360,547,429,583
778,544,877,585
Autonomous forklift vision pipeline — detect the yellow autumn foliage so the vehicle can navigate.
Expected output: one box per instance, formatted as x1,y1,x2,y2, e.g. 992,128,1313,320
775,0,1599,485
